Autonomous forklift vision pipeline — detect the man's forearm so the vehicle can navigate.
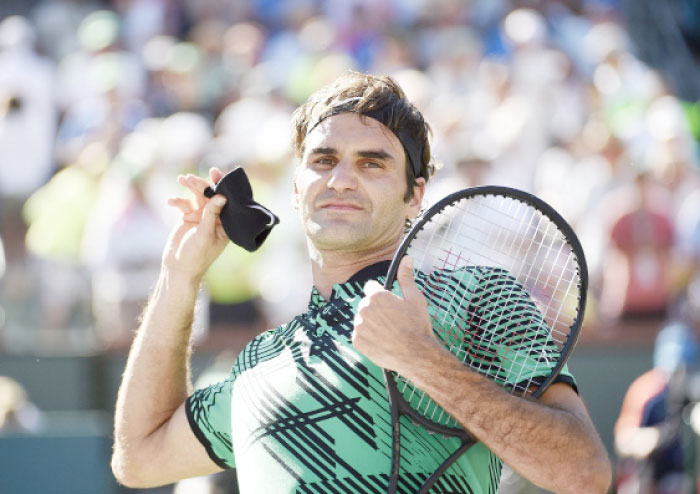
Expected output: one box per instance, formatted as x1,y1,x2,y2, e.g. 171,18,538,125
113,269,199,456
403,345,611,494
112,175,231,487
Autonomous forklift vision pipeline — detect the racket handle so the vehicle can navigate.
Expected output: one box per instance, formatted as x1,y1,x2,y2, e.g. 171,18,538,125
388,420,400,494
385,369,402,494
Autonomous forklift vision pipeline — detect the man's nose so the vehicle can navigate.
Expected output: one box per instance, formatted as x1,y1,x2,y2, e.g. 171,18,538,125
327,159,358,191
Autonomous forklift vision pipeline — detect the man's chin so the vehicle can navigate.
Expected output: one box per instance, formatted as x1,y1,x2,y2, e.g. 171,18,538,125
306,225,368,250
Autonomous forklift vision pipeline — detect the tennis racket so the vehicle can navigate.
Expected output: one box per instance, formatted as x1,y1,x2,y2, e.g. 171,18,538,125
383,185,587,494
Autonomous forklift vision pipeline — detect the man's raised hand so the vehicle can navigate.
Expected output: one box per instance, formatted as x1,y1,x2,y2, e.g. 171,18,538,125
162,167,229,282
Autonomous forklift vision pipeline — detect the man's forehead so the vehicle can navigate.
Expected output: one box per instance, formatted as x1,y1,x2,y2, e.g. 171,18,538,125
304,113,403,155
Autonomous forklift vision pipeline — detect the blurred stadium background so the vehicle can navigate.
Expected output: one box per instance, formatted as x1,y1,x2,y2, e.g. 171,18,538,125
1,0,700,493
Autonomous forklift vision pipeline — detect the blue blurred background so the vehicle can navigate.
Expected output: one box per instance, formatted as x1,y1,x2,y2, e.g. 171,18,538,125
1,0,700,492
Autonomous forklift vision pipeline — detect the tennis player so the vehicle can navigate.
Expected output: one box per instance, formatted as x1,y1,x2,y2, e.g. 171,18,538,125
112,72,611,493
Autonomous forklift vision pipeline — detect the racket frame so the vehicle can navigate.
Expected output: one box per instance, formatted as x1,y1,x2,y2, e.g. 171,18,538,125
382,185,588,493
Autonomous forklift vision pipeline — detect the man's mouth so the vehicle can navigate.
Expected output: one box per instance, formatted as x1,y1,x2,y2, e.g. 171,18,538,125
319,202,363,211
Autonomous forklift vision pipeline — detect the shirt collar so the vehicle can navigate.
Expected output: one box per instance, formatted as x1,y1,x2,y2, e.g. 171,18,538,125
307,260,392,310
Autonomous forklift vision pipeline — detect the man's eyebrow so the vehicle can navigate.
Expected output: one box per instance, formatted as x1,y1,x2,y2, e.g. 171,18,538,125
307,147,396,162
356,149,395,162
309,146,337,155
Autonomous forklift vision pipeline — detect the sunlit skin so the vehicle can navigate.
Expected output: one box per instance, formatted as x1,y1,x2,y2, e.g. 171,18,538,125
293,113,424,297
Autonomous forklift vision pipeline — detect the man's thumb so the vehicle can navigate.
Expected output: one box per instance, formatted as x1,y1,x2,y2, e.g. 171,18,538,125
397,256,423,302
201,194,227,231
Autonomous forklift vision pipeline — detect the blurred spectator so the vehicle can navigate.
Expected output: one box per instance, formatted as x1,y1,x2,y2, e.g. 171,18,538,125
615,318,699,493
54,10,147,166
0,376,43,433
0,15,56,266
599,171,677,321
30,0,99,61
81,155,168,347
114,0,186,54
81,112,213,346
16,143,106,346
676,186,700,288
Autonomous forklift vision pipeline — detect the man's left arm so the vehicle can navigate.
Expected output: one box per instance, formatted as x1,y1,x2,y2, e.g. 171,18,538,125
353,256,612,494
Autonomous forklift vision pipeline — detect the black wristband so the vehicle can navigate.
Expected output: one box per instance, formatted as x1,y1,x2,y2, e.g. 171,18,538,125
203,168,279,252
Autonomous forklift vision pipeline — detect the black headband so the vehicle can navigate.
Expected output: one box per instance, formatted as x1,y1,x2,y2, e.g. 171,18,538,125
306,99,424,179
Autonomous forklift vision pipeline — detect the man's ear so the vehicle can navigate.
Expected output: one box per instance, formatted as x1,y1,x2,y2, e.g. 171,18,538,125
407,177,426,220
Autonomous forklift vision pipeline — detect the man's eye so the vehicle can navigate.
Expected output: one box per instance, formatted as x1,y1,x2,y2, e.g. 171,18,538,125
363,161,382,168
317,157,334,165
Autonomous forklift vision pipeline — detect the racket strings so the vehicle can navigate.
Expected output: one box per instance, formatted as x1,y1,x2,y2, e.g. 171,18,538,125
450,207,579,299
394,194,583,428
451,199,579,337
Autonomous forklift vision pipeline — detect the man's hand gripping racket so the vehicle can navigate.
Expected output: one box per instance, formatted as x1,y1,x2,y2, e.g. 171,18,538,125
355,186,588,494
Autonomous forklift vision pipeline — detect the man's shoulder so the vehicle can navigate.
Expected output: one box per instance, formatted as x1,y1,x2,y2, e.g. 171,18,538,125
233,314,308,362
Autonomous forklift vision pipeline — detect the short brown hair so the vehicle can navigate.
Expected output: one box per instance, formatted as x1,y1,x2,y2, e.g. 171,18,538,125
291,71,435,200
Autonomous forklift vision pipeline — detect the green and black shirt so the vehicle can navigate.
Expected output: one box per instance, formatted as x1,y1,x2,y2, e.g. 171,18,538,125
186,260,575,494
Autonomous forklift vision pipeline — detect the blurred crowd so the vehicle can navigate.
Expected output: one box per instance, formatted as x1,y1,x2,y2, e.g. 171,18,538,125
0,0,700,356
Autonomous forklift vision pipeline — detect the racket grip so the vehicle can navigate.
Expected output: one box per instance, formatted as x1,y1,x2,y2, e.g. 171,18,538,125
385,369,402,494
388,421,400,494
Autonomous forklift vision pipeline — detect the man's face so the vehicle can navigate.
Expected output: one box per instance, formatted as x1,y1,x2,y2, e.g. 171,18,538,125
293,113,424,253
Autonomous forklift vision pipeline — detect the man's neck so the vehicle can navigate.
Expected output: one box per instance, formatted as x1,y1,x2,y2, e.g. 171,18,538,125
309,244,396,299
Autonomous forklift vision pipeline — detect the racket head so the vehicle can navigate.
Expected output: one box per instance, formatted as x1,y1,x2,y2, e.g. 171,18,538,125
383,186,587,433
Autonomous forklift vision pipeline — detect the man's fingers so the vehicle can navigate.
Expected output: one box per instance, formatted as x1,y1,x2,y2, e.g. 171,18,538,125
209,167,224,184
396,256,425,304
167,197,194,215
178,174,212,209
178,174,210,193
200,194,227,231
168,197,212,224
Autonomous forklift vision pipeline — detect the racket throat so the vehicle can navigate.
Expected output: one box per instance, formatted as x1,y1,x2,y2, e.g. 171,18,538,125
418,439,471,494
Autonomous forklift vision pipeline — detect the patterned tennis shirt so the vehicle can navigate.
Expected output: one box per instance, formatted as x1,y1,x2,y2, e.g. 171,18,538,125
186,260,575,494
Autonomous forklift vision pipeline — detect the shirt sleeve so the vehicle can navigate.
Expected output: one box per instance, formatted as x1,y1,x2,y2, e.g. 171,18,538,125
451,267,578,394
185,376,236,469
553,363,578,393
